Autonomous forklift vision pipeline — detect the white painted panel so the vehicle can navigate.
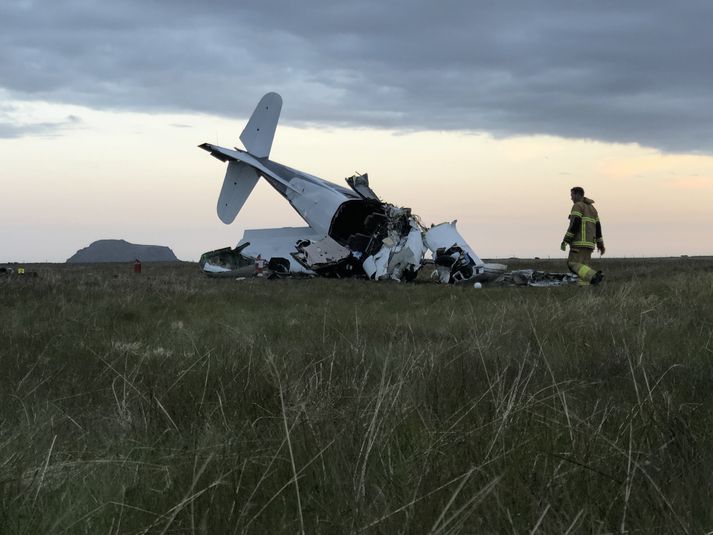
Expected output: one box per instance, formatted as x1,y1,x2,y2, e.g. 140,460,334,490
239,92,282,158
216,161,260,224
424,221,483,266
238,226,323,273
200,143,300,193
284,177,348,236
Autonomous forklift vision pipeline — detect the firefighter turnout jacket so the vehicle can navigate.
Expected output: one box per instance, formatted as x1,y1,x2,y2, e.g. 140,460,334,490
563,197,603,249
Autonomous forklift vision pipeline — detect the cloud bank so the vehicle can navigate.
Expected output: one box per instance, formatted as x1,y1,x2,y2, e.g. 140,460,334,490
1,0,711,152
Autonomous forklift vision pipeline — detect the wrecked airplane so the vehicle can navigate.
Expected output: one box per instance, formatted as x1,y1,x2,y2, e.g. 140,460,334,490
199,92,506,283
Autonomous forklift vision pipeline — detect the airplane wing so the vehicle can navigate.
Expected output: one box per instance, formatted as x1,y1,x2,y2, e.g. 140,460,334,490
238,226,324,274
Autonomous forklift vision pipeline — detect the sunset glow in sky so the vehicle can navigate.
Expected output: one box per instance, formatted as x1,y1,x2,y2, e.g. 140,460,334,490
2,1,712,262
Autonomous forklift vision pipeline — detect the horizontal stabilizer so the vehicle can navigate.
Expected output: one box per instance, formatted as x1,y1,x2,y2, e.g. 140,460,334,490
217,161,260,224
240,92,282,158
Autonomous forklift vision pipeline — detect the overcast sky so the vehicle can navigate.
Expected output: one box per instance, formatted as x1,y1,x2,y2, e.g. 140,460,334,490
2,1,713,262
2,0,712,153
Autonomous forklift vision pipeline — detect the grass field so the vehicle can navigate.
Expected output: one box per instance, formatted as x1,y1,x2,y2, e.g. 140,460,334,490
1,257,713,534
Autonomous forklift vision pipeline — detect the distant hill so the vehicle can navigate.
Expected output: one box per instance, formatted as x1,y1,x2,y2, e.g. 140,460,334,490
67,240,178,263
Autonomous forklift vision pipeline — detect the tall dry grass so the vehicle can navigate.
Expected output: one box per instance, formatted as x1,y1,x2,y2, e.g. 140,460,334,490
1,258,712,533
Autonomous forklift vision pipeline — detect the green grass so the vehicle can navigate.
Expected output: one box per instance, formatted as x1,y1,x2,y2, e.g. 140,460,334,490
1,258,713,534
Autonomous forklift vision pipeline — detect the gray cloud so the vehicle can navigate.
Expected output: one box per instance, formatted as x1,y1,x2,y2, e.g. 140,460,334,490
0,113,81,138
1,0,712,152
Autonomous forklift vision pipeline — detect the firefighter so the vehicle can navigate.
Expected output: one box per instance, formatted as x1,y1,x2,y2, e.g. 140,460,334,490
561,186,605,286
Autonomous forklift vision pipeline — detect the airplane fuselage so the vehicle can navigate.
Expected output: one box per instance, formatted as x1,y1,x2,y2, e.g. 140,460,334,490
200,142,386,247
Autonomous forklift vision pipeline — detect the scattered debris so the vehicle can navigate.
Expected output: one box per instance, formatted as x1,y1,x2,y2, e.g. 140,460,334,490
498,269,578,287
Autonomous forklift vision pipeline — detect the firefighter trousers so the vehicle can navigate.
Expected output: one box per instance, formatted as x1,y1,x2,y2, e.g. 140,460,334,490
567,247,597,286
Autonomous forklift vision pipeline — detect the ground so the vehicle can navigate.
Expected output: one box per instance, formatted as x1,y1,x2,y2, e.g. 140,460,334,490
1,258,712,534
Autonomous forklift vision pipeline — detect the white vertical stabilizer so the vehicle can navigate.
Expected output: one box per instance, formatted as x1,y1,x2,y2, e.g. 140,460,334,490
217,161,260,224
239,92,282,158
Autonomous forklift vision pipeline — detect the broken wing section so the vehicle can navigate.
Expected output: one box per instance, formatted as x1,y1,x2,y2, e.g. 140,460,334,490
199,242,255,277
425,221,506,284
217,161,260,224
425,221,482,266
200,227,322,277
238,227,322,274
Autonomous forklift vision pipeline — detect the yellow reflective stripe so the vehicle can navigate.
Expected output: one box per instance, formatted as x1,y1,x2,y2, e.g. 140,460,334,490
565,232,574,237
581,216,597,243
570,210,583,217
577,265,594,279
573,241,595,247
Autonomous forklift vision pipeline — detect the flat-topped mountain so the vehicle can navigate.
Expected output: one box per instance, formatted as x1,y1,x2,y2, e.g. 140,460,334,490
67,239,178,263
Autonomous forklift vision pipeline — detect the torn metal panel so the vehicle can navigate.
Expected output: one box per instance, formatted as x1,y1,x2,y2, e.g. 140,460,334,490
346,173,380,201
363,243,392,279
361,216,425,280
295,236,351,265
425,222,506,284
292,236,358,277
199,244,255,278
238,227,321,274
425,221,483,267
386,221,425,281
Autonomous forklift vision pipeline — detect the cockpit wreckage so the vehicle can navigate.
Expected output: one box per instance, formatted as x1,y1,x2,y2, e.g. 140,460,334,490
199,93,507,284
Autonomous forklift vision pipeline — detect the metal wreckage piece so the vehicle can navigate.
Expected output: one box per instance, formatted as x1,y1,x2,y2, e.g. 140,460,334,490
200,173,508,282
498,269,578,287
198,92,507,284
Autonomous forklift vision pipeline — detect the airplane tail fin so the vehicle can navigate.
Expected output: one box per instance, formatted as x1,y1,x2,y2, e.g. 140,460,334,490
217,161,260,224
239,92,282,158
208,92,282,224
